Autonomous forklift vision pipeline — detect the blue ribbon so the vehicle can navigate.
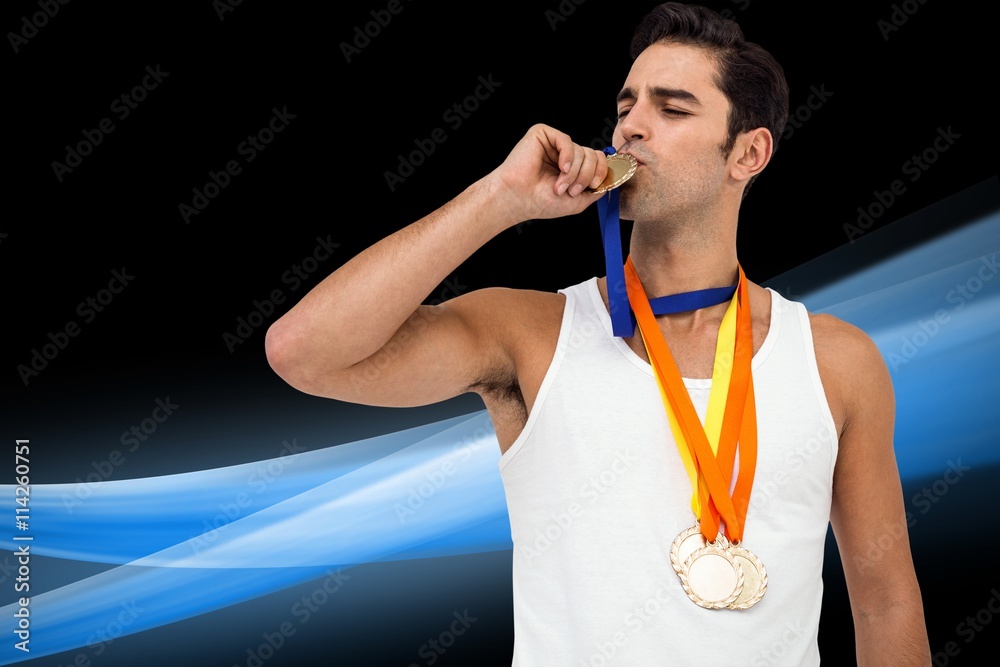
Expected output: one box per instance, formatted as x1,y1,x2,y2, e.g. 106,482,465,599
596,146,737,337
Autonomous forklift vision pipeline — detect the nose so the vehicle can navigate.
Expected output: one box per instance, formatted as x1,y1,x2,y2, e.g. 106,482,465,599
616,100,649,146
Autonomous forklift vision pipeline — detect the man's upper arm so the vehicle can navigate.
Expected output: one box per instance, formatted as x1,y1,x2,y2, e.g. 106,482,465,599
814,313,931,662
814,314,923,609
269,286,518,408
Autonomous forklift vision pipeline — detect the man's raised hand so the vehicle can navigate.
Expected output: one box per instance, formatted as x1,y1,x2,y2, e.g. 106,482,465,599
485,124,610,225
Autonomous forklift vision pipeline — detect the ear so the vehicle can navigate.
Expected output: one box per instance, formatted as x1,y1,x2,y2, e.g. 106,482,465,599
729,127,773,183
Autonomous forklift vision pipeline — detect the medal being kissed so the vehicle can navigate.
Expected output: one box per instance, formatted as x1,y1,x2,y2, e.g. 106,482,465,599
586,151,637,194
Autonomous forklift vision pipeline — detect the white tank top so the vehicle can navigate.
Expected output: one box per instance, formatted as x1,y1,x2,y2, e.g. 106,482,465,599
499,277,838,666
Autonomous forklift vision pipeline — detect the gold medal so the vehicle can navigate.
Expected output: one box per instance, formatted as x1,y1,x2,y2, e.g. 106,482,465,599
669,524,729,576
586,152,637,194
680,544,744,609
726,544,767,610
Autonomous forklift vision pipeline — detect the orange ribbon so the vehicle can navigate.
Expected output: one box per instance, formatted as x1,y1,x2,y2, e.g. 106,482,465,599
624,256,758,543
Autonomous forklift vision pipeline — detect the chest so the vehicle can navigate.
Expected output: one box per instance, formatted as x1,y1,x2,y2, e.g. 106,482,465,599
624,316,772,379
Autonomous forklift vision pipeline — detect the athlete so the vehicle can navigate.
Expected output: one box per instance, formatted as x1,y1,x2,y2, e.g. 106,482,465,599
266,3,930,664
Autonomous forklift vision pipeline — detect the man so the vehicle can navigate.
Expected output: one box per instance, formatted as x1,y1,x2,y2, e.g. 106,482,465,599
266,2,929,664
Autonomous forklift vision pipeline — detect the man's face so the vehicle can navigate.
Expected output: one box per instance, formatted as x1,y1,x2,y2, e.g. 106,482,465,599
614,41,734,224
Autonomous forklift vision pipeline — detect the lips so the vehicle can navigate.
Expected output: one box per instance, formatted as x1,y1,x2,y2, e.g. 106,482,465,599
620,150,646,166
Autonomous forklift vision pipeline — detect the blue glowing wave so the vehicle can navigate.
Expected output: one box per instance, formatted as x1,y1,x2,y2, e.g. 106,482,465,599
0,413,488,564
1,202,998,664
776,211,1000,480
0,411,511,663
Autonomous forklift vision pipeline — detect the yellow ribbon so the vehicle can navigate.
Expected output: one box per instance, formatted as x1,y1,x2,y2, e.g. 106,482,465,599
639,291,738,521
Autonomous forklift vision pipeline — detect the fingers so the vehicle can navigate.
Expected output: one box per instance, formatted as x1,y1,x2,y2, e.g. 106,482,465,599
588,149,609,191
551,137,607,198
536,124,568,169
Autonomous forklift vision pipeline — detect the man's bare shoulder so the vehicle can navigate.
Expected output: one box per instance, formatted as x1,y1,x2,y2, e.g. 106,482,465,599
808,311,884,368
807,311,892,437
455,285,565,342
457,285,568,388
471,284,566,315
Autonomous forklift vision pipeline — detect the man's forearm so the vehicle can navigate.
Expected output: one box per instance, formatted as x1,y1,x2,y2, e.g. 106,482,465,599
266,175,518,377
854,598,930,666
265,123,607,391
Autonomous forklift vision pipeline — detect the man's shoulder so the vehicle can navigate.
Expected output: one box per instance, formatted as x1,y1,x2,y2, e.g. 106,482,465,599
458,275,600,316
801,308,892,437
806,311,882,363
458,284,568,312
448,284,568,345
808,311,886,376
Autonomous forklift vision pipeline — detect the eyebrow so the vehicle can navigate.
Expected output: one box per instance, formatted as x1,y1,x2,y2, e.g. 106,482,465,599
616,85,702,107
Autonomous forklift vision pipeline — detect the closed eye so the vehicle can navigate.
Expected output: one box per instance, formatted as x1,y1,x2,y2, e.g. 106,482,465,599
617,107,690,119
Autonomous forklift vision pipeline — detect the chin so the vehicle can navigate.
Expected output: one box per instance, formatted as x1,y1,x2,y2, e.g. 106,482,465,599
619,186,637,219
619,187,649,222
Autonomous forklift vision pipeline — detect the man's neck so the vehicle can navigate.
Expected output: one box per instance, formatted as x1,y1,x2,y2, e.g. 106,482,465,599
628,222,739,299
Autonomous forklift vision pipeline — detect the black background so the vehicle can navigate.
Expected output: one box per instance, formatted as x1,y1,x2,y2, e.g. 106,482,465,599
2,1,999,665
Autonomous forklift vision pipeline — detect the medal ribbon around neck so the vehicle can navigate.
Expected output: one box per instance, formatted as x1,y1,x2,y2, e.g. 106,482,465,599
595,146,736,330
624,255,758,544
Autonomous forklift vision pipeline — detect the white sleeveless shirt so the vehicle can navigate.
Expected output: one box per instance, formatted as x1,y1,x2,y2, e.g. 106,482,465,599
498,277,838,666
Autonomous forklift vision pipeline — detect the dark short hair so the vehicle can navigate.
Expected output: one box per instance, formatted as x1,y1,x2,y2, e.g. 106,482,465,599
630,2,789,196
